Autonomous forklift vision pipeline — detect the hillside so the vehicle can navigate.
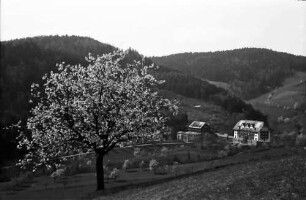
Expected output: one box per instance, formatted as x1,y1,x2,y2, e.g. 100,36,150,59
0,36,117,124
0,36,265,125
152,48,306,100
159,90,238,134
0,36,266,164
250,71,306,133
94,152,306,200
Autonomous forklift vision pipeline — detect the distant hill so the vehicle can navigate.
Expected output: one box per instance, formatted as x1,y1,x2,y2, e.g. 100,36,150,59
152,48,306,100
0,36,267,164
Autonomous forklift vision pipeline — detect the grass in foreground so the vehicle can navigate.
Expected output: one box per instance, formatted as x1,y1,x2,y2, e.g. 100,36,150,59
94,153,306,200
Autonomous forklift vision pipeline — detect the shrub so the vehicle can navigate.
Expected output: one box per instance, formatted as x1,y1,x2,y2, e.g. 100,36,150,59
122,159,131,171
224,144,230,152
139,160,145,170
109,168,120,181
149,159,159,172
155,164,169,174
134,147,142,158
164,164,169,172
172,161,180,175
50,168,65,180
237,143,244,149
280,131,297,146
217,150,228,158
284,118,291,123
296,134,306,147
160,147,168,157
64,164,78,176
70,159,95,174
103,165,110,175
41,164,54,175
277,116,284,123
86,160,92,166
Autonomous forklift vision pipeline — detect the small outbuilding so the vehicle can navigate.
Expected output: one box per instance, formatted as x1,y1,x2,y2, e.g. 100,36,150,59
177,121,215,143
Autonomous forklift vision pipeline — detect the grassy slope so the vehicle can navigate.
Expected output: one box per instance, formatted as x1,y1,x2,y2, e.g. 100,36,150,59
158,90,238,133
249,71,306,133
94,150,306,200
205,79,231,91
2,147,304,200
250,72,306,109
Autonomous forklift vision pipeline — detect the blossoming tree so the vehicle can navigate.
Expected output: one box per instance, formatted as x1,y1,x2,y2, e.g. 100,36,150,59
18,51,177,190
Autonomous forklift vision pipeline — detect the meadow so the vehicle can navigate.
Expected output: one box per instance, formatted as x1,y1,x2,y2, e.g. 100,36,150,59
94,150,306,200
0,144,302,200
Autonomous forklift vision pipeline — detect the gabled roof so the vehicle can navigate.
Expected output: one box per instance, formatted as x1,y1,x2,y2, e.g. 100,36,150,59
233,120,264,132
189,121,207,129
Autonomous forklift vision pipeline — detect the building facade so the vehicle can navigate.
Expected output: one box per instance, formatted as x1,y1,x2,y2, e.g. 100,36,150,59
233,120,270,146
177,121,215,143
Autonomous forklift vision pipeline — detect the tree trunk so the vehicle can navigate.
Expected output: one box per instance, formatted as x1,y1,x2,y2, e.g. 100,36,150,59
96,153,105,190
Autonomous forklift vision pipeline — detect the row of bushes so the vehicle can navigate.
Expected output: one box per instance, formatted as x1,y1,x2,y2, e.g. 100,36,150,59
37,141,235,180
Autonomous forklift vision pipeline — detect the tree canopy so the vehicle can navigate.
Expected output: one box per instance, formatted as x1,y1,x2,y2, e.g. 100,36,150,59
17,51,177,190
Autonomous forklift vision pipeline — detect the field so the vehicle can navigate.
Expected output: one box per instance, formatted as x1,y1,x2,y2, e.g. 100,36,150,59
94,149,306,200
1,146,304,200
204,79,231,91
250,72,306,110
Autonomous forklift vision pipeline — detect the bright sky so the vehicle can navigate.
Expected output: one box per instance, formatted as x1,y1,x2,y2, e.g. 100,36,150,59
1,0,306,56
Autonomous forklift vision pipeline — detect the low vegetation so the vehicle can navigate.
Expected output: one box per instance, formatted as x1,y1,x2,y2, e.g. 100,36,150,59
94,152,306,200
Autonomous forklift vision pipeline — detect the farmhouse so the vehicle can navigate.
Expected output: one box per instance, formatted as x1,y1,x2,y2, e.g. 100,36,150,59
233,120,270,146
177,121,215,143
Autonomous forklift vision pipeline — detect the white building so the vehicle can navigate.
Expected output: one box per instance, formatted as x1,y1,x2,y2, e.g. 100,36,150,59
233,120,270,145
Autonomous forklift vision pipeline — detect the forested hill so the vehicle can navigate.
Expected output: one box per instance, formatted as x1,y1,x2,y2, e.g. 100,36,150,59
0,36,266,164
1,36,266,125
152,48,306,100
1,36,116,123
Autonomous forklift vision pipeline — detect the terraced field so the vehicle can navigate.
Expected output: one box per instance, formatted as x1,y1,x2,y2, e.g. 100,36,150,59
95,152,306,200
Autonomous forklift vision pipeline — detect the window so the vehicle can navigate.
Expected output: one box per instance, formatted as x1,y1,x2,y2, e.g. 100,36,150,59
260,131,269,141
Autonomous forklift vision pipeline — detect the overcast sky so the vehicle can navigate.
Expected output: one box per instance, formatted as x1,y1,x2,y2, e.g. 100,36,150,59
1,0,306,56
